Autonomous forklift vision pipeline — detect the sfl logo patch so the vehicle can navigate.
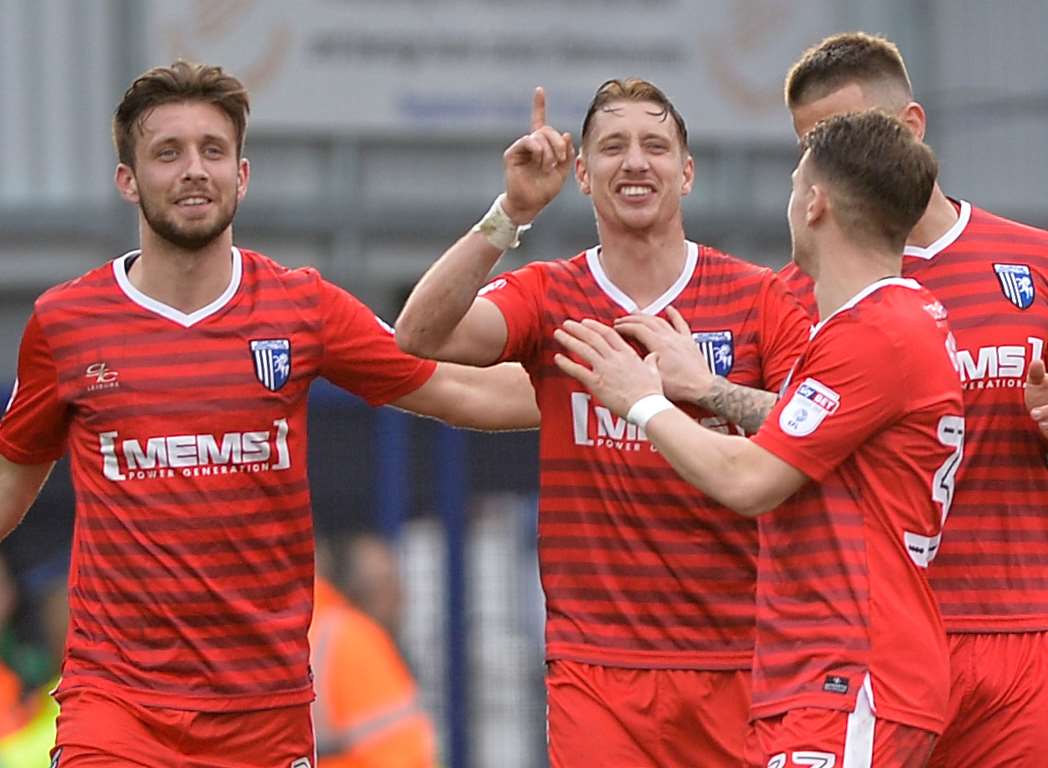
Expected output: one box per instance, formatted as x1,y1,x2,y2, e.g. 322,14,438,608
779,378,840,437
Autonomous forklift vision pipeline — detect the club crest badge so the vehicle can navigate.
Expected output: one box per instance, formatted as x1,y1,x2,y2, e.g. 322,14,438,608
692,331,734,376
779,377,840,437
250,339,291,391
993,263,1035,309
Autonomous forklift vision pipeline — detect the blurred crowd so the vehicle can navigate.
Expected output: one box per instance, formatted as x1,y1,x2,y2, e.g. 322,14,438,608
0,533,438,767
0,550,67,765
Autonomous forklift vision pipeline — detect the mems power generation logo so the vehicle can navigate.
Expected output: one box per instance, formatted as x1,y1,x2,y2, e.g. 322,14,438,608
98,419,291,481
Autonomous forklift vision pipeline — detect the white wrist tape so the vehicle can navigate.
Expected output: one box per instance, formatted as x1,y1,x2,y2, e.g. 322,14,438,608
625,394,674,430
472,193,532,251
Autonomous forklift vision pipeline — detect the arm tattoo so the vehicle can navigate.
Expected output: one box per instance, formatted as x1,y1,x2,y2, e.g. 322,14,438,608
700,377,777,434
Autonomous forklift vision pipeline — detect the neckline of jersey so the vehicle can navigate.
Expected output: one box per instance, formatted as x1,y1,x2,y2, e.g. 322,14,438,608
811,277,923,338
585,240,699,315
902,200,971,261
112,247,243,328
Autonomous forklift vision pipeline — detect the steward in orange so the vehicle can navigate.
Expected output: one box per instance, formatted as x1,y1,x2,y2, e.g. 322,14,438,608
310,577,437,768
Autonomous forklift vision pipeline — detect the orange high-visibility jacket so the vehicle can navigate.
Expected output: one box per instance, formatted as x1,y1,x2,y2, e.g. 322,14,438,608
310,578,437,768
0,663,22,736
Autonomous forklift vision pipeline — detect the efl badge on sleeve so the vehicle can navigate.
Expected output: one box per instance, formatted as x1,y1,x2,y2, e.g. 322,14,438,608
692,331,734,376
993,264,1035,309
779,377,840,437
250,339,292,391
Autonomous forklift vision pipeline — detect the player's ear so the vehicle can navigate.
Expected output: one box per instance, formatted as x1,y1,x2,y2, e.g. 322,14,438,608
575,153,591,196
807,182,828,226
236,157,250,202
680,153,694,196
115,164,139,204
899,101,927,142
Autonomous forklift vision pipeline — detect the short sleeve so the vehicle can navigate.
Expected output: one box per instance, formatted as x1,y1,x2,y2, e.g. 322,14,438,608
757,272,813,391
317,279,436,407
752,318,905,482
477,263,548,365
0,312,68,464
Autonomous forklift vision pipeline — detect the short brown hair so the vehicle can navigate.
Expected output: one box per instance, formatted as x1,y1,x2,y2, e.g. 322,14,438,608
801,110,937,250
785,32,912,110
581,78,688,150
113,60,250,167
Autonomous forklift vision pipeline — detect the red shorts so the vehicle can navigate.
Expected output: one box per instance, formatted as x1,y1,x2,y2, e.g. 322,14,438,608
546,659,751,768
928,630,1048,768
748,683,935,768
53,688,315,768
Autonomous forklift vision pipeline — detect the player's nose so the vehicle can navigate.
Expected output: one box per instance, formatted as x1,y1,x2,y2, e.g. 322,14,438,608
622,142,650,171
181,147,209,180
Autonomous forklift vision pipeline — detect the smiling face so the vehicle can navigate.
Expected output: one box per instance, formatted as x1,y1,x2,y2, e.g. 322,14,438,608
115,100,248,251
576,99,694,236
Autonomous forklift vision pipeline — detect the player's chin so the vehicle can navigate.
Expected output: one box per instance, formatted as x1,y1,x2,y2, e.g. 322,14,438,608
165,220,229,251
616,206,662,230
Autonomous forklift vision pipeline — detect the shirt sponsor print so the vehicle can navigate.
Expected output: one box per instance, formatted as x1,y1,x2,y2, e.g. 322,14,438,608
98,420,292,481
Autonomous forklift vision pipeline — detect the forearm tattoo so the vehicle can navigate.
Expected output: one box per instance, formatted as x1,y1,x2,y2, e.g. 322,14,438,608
700,377,778,434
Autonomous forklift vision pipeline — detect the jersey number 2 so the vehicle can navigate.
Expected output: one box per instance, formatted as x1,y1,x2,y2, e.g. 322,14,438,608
906,414,965,568
932,414,965,525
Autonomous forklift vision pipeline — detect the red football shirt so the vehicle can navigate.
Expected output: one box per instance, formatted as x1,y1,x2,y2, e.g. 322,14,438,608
781,201,1048,633
0,248,435,711
752,278,963,733
779,261,817,319
482,241,811,669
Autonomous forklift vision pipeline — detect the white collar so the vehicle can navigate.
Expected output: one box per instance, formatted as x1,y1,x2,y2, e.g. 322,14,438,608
811,277,923,338
113,247,243,328
903,200,971,260
585,240,698,315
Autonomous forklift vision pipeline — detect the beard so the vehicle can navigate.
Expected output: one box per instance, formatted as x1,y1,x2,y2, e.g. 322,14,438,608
140,193,238,251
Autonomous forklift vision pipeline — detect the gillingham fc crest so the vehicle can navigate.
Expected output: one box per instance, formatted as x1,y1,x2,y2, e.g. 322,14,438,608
993,263,1035,309
250,339,292,391
692,331,734,376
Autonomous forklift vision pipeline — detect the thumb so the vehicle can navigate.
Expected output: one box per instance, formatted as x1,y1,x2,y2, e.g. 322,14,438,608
644,351,661,375
1028,358,1046,385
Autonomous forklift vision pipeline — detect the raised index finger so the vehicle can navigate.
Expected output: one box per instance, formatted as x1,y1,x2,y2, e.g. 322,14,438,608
531,86,547,132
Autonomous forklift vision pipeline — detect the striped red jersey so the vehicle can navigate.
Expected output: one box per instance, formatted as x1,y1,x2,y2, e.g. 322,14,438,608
752,278,963,733
481,241,811,669
779,261,817,319
781,201,1048,633
0,248,435,712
